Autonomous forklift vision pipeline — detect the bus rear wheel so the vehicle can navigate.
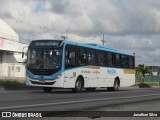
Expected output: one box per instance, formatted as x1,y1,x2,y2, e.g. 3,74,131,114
107,78,119,91
42,87,53,93
72,77,83,93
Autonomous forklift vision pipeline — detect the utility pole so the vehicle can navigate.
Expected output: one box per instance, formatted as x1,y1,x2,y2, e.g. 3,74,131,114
61,36,67,40
101,34,105,46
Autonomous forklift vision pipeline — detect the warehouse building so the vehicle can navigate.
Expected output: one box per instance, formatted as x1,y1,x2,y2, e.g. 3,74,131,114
149,66,160,76
0,19,28,81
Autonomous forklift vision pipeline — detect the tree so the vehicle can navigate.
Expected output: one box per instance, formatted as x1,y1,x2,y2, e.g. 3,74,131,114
136,64,152,83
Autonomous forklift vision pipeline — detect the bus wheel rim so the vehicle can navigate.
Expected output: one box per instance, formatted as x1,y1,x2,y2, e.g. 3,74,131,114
76,81,81,89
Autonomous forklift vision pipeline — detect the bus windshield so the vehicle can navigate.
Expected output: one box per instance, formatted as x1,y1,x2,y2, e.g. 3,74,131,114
27,48,62,70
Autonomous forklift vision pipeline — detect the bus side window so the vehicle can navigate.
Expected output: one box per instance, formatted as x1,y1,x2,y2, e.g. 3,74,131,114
126,56,129,68
97,51,105,66
121,55,125,68
86,49,95,65
65,51,76,65
116,54,120,67
106,52,112,67
129,56,134,69
65,51,69,64
112,54,116,67
121,55,129,68
79,48,86,65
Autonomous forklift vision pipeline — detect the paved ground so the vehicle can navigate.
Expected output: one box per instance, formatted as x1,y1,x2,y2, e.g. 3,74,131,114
0,87,160,120
1,100,160,120
0,87,160,111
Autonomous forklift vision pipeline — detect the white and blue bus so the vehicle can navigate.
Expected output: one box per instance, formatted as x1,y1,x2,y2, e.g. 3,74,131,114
26,40,135,92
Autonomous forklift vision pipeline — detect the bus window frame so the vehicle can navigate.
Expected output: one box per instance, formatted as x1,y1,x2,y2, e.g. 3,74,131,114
78,46,87,66
86,48,96,65
65,44,77,69
96,50,106,66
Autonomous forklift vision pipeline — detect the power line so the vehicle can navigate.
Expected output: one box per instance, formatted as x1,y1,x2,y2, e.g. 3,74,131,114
3,17,47,30
2,17,62,40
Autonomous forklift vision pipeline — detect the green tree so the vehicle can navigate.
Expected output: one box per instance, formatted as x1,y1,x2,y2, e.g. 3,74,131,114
136,64,152,83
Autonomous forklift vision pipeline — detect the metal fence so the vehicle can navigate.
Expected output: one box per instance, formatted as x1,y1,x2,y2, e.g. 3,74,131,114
136,75,160,82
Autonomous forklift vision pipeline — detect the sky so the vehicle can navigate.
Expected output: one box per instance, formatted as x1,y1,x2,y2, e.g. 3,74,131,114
0,0,159,66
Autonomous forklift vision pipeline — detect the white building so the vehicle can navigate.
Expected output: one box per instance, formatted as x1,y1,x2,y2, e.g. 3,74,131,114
0,19,28,81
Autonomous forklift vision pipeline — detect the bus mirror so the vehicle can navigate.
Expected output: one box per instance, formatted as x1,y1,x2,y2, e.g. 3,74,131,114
22,46,28,58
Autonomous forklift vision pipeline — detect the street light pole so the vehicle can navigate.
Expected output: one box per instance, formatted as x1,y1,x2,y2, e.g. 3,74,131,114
61,36,67,40
101,34,105,46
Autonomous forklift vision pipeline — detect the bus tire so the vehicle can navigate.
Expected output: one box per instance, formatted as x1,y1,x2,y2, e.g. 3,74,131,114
107,78,119,91
86,88,96,92
72,77,83,93
42,87,53,93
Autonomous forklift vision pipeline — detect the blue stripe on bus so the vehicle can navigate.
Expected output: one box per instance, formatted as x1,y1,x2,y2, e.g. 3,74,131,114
26,65,134,81
26,68,64,80
26,65,134,80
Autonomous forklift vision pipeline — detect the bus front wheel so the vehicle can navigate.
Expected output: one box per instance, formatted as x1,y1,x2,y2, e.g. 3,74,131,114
42,87,53,93
72,77,83,93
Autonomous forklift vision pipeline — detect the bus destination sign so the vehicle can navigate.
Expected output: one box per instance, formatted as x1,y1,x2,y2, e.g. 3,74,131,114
30,40,63,48
35,42,59,46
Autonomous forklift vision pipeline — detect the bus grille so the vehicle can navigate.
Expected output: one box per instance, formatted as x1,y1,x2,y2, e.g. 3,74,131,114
30,80,56,85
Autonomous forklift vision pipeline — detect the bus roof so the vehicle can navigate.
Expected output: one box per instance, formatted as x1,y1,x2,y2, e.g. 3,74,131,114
63,40,134,56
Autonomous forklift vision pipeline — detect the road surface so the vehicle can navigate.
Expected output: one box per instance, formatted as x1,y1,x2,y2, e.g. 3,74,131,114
0,87,160,112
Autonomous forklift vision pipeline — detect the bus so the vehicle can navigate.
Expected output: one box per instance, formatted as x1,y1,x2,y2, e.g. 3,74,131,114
25,40,135,93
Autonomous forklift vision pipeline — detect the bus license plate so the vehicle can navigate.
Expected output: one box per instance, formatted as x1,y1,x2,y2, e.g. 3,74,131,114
39,80,45,84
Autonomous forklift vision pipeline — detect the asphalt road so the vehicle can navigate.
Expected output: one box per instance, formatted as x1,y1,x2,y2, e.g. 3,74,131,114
0,87,160,112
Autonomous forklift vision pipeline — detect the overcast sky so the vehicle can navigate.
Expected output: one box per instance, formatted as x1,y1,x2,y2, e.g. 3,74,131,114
0,0,159,66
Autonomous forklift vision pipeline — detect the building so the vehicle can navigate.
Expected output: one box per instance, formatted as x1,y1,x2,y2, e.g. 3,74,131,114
149,66,160,76
0,19,28,81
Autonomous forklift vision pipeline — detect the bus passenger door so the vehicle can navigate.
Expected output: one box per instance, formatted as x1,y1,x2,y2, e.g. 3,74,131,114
63,45,77,88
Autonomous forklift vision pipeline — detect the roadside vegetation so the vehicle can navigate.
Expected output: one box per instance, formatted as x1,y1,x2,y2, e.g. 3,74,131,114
135,81,160,88
136,64,152,82
135,64,160,88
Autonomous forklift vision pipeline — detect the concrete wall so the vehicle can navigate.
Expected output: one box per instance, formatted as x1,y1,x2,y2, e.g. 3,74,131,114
0,51,2,63
2,51,17,63
0,63,26,82
0,51,26,82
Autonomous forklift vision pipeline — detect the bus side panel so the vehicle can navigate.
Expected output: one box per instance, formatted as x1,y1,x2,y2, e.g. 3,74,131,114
63,69,77,88
94,67,135,88
97,67,113,87
63,67,114,88
120,74,135,87
63,67,94,88
115,69,135,87
63,67,135,88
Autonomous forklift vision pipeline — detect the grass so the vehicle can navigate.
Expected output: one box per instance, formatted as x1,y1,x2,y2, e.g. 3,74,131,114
135,81,160,88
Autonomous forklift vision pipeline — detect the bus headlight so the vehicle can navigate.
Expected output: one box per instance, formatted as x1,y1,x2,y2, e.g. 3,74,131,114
56,74,62,79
